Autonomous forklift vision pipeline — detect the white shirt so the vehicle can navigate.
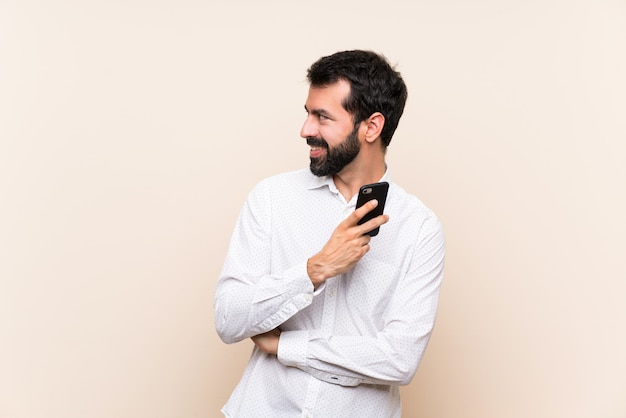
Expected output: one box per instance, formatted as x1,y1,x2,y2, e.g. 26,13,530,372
215,168,445,418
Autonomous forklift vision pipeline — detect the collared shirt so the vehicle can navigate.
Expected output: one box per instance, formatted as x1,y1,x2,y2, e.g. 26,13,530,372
215,168,445,418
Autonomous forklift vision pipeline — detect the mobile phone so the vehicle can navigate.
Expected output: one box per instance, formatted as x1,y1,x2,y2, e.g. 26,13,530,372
355,181,389,236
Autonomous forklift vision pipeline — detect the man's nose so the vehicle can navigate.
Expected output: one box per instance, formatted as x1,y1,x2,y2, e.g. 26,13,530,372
300,116,318,139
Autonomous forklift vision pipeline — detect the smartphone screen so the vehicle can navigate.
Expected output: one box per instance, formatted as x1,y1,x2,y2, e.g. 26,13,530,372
355,181,389,236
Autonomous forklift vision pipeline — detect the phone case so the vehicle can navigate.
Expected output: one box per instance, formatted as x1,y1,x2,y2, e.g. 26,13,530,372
355,181,389,236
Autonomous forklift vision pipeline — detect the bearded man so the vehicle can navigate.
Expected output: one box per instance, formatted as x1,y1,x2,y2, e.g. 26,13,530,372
214,50,445,418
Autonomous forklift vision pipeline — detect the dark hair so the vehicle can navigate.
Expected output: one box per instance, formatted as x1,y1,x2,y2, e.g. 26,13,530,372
306,50,408,147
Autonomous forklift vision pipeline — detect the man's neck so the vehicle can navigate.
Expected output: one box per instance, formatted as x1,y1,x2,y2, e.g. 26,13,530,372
332,162,386,202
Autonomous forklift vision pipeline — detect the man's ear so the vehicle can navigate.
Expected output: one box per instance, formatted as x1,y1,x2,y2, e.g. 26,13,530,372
363,112,385,144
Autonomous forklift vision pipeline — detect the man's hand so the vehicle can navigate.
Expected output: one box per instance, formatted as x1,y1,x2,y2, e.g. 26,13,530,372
307,199,389,289
251,328,281,355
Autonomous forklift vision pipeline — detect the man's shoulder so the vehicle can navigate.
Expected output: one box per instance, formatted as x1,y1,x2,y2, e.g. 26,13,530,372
388,181,441,225
264,168,312,183
248,168,314,198
255,168,312,189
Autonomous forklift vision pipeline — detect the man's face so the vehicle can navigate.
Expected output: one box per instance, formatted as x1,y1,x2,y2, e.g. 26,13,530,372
306,124,360,177
301,80,362,177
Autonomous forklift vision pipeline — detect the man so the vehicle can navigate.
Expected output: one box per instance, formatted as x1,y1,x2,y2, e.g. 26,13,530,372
214,50,445,417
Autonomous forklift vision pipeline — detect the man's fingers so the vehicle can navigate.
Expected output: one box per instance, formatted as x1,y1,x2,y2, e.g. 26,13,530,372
359,214,389,235
343,199,389,235
347,199,378,225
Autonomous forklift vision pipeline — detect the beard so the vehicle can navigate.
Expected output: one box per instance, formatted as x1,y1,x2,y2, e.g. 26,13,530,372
308,125,361,177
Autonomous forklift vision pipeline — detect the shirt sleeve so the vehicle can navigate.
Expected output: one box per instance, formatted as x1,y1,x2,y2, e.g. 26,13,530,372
277,216,445,387
214,180,316,344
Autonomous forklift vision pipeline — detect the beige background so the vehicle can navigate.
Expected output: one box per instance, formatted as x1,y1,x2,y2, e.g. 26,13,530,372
1,0,625,417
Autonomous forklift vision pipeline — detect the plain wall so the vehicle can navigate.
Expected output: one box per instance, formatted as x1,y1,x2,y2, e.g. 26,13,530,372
1,1,624,417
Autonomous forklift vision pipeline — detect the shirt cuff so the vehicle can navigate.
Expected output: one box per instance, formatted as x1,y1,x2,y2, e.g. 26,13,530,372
252,260,314,304
281,259,326,301
277,329,309,368
284,260,315,295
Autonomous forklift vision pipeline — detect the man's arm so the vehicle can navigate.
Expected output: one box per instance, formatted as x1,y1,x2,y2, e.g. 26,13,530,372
307,199,388,289
251,328,281,354
214,181,315,344
275,217,445,387
250,200,390,353
216,185,389,345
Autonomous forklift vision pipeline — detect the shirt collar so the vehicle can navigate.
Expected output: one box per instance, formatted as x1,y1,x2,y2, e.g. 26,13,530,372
306,166,391,192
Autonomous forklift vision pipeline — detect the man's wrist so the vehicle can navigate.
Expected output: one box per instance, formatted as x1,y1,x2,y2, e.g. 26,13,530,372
307,256,328,289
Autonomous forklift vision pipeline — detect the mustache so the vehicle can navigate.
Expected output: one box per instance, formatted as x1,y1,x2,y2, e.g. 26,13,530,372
306,137,328,148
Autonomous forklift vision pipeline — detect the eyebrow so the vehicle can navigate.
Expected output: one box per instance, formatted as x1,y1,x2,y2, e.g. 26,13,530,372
304,105,333,119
